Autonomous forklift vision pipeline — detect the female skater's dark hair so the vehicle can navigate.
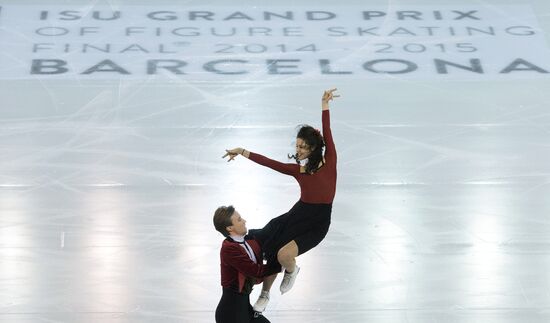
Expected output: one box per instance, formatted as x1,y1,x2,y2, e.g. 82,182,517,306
213,205,235,237
288,125,325,174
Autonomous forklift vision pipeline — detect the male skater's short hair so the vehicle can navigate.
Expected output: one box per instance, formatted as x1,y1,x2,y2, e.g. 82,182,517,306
213,205,235,237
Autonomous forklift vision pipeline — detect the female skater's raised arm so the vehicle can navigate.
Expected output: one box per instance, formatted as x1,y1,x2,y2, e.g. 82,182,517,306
321,88,339,163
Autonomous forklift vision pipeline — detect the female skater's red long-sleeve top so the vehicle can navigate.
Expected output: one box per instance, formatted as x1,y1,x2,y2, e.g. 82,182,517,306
248,110,337,204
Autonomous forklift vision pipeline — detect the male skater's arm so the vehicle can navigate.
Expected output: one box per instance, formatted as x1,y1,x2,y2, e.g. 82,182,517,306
223,244,266,279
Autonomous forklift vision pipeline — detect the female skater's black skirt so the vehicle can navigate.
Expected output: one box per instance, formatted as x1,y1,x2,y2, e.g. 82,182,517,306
250,200,332,272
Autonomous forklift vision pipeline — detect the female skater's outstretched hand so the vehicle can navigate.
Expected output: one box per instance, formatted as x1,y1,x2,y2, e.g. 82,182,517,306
322,88,339,111
222,148,243,162
322,88,339,103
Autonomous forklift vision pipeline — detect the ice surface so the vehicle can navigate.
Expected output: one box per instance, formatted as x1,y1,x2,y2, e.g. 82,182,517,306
1,0,550,322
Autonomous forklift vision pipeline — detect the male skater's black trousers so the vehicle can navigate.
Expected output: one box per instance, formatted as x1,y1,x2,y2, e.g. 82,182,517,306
215,287,270,323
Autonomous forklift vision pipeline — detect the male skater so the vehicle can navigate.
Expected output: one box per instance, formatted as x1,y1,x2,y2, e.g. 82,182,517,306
213,205,272,323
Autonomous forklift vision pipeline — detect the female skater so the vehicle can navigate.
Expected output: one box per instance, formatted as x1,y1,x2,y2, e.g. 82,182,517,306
222,88,339,312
